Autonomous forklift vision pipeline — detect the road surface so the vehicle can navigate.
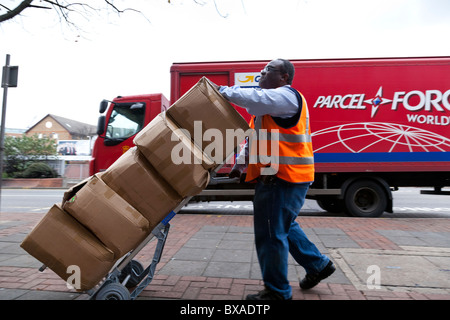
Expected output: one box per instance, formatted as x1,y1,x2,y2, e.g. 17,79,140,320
1,187,449,218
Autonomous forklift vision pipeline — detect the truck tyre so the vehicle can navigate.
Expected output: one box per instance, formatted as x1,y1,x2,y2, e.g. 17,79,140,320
344,179,387,217
317,198,345,213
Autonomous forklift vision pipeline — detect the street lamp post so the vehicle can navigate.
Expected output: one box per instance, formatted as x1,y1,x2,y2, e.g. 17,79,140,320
1,54,19,210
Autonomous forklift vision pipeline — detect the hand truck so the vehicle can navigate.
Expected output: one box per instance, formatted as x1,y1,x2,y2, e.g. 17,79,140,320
87,164,239,300
37,157,239,300
88,197,188,300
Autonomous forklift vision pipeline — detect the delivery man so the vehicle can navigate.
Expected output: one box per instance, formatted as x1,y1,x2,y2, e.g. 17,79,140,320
215,59,335,300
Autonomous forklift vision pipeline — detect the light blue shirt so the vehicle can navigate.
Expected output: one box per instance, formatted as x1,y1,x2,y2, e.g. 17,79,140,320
219,85,300,167
219,85,299,119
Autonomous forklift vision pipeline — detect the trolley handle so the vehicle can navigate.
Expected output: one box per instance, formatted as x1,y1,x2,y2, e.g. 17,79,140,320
208,176,240,185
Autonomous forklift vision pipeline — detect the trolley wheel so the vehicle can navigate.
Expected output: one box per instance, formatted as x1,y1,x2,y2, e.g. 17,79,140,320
119,260,145,288
95,283,130,300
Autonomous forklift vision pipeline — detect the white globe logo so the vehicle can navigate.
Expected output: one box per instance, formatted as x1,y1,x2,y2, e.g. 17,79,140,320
312,122,450,153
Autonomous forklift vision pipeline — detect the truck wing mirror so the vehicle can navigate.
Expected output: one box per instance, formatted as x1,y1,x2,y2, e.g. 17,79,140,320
99,100,109,113
97,115,106,135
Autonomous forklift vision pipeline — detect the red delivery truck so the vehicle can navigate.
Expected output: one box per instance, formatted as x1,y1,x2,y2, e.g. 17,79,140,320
90,57,450,217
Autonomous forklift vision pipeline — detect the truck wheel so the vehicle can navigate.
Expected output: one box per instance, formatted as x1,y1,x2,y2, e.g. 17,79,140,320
317,198,345,213
344,180,387,217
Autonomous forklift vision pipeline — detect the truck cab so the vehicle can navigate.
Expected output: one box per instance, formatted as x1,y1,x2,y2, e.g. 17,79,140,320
90,94,170,175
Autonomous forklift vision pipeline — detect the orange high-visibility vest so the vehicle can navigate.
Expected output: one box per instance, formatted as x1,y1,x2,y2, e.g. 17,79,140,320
245,88,314,183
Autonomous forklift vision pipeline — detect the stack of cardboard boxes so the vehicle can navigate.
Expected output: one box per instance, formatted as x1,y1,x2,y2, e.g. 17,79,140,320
20,77,249,291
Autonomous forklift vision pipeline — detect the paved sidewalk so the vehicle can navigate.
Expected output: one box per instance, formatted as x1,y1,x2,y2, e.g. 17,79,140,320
1,210,450,300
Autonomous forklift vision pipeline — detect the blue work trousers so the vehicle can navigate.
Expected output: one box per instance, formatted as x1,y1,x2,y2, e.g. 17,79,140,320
253,177,330,299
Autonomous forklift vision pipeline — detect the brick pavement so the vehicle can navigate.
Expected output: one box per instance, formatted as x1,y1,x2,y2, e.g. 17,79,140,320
1,210,450,300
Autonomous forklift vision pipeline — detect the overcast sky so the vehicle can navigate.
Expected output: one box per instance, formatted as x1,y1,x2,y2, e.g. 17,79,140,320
1,0,449,129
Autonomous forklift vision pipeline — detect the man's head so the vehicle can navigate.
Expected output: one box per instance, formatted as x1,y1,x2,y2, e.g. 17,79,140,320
259,59,295,89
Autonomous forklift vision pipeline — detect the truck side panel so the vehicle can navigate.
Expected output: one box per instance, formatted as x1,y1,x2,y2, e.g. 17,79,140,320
295,58,450,173
171,58,450,174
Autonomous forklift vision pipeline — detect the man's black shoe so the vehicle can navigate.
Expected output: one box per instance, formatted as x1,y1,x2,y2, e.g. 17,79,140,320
246,288,291,300
299,261,336,290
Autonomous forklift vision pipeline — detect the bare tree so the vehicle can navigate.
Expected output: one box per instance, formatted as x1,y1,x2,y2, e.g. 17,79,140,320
0,0,148,25
0,0,229,26
0,0,33,23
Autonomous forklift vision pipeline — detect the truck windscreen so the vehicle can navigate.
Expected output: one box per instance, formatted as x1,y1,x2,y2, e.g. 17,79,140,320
104,102,146,146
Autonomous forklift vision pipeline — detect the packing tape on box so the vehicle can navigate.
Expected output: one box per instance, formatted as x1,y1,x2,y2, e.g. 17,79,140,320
104,189,115,200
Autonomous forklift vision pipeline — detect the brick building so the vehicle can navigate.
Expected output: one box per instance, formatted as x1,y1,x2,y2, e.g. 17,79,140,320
23,114,97,185
25,114,96,140
4,128,25,137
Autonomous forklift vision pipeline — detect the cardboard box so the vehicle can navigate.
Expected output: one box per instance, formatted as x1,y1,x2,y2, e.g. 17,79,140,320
166,77,250,165
134,113,212,197
63,173,150,258
101,147,183,228
20,204,115,292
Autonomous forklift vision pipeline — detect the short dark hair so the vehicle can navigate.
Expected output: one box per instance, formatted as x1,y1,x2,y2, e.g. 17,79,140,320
277,59,295,85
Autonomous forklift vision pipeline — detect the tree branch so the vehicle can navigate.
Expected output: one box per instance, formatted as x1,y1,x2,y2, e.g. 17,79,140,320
212,0,228,18
103,0,147,17
0,4,12,11
0,0,34,23
1,0,224,30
